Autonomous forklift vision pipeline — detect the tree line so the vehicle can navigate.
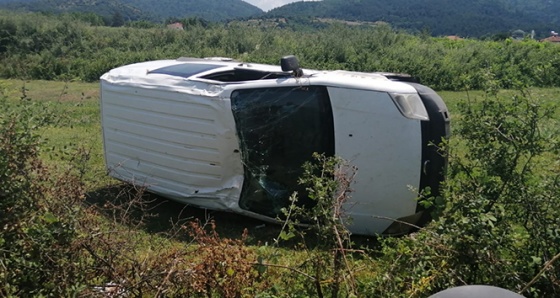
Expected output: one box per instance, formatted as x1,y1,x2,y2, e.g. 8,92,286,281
0,11,560,90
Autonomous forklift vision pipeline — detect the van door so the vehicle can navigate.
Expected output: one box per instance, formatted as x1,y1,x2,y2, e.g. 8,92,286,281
230,86,334,217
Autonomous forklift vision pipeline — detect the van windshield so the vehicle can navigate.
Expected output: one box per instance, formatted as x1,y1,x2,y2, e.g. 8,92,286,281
231,86,335,217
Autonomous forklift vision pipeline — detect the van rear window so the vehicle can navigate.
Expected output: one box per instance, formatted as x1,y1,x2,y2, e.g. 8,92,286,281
148,63,223,78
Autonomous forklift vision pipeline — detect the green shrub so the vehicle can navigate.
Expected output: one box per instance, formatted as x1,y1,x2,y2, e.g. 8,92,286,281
363,86,560,297
0,89,87,296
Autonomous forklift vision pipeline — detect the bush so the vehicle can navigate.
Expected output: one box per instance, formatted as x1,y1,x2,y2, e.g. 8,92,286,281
363,86,560,297
0,88,87,296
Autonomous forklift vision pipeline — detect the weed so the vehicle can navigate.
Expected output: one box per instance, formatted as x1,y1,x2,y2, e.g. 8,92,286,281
274,153,359,298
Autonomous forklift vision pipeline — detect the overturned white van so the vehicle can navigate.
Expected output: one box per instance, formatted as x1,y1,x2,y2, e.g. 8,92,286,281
100,56,450,235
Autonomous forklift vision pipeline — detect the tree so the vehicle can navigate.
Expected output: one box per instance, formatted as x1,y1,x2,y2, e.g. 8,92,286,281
111,11,125,27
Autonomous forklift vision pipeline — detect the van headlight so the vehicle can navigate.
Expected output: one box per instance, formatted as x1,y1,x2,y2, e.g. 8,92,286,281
390,93,429,121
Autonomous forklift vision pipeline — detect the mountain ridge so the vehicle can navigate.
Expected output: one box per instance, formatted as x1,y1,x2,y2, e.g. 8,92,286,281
0,0,558,37
265,0,560,37
0,0,263,22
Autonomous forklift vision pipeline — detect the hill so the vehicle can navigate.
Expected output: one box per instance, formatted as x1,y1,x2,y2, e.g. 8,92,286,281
119,0,262,21
265,0,560,37
1,0,559,37
0,0,145,21
0,0,263,22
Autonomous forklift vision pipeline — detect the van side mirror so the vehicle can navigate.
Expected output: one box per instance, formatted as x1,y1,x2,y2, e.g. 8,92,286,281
281,55,299,71
281,55,303,77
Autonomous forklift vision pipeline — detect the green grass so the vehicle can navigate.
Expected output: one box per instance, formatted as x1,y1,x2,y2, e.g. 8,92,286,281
440,87,560,131
2,79,108,188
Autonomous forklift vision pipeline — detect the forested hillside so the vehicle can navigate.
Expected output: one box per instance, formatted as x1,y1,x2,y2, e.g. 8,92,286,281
0,0,262,22
266,0,560,37
119,0,262,21
0,0,559,37
0,0,146,21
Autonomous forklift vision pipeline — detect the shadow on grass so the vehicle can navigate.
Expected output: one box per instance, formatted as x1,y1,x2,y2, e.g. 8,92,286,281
86,183,381,251
85,183,284,245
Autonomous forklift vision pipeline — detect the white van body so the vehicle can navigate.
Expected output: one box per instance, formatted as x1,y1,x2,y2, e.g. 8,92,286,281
100,57,449,235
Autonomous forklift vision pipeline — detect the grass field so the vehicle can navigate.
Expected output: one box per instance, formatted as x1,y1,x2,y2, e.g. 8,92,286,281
3,79,559,296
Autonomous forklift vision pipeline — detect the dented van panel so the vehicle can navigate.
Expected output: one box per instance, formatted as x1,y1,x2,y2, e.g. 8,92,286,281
100,78,245,211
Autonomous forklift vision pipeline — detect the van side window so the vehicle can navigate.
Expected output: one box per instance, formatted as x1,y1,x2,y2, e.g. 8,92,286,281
231,86,334,217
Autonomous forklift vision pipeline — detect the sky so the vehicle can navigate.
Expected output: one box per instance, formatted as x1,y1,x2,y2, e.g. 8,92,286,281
243,0,320,12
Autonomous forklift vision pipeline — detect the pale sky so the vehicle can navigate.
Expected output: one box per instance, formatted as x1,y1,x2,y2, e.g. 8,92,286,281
243,0,320,12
